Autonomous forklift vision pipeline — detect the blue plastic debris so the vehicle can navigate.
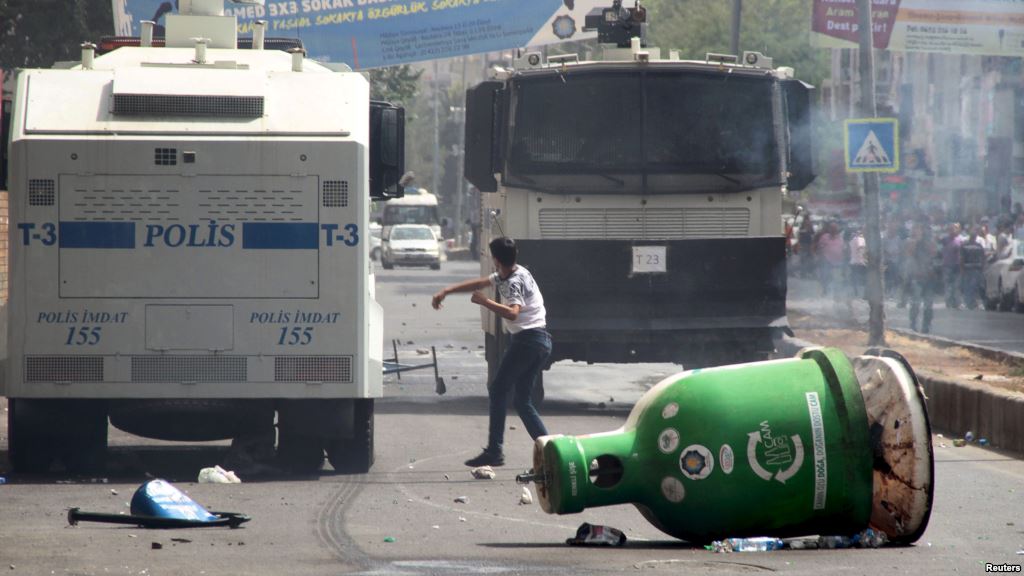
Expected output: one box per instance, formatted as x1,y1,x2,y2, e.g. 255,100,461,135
68,479,249,528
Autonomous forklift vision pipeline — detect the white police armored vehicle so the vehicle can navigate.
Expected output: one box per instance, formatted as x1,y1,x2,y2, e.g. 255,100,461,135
464,1,814,391
3,0,405,473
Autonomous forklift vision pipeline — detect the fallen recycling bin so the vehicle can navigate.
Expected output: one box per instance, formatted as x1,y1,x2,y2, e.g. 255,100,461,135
68,479,250,529
516,347,933,544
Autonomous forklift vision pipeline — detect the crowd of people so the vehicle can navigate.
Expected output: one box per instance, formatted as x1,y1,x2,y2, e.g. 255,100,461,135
789,202,1024,333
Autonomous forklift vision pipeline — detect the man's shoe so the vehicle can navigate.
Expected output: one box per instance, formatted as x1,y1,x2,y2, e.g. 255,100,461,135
464,449,504,467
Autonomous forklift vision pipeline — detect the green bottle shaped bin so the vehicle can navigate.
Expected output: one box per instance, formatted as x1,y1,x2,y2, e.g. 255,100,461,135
519,347,933,543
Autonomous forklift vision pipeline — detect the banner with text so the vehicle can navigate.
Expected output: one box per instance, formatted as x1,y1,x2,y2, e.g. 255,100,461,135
113,0,606,69
811,0,1024,56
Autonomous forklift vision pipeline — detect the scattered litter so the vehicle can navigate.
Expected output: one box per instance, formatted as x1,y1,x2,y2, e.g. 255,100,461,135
406,340,414,345
814,528,888,549
110,489,118,496
471,466,496,480
170,538,192,544
973,374,983,380
711,537,784,552
953,439,966,447
129,534,137,538
443,474,450,481
416,349,430,355
431,525,440,530
979,438,989,446
566,523,626,546
151,542,163,550
509,425,517,430
0,477,6,485
458,517,467,522
936,433,944,438
938,443,948,448
68,479,250,529
1017,550,1024,555
965,431,975,443
454,496,468,504
519,487,533,506
383,536,396,543
197,466,241,484
609,397,614,403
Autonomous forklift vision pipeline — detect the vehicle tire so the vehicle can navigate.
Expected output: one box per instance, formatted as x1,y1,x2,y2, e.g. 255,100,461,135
327,399,374,474
382,257,394,270
61,400,109,474
276,402,325,474
9,399,108,474
276,428,325,474
8,399,57,473
429,262,441,271
371,247,381,261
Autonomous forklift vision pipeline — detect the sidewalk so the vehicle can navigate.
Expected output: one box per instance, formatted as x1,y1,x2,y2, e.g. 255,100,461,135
784,274,1024,454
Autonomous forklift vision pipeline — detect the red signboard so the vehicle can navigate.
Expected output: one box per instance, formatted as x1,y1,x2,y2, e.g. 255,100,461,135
812,0,902,49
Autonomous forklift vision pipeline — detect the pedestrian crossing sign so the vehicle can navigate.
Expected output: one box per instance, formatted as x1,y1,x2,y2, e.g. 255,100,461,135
844,118,899,173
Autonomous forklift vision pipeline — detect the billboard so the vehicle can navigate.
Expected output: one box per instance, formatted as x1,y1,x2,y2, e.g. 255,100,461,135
113,0,607,69
811,0,1024,56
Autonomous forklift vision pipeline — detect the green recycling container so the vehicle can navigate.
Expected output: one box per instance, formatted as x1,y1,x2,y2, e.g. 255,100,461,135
523,347,933,543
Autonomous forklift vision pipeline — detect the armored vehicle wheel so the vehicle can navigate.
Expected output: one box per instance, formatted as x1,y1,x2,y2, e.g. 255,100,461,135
276,429,324,474
9,399,108,474
327,399,374,473
9,399,56,473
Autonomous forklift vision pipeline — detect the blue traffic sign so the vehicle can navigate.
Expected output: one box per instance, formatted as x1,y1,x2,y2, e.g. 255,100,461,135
844,118,899,173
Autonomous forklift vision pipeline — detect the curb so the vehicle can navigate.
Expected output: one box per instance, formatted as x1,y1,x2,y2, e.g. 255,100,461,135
888,327,1024,366
778,335,1024,453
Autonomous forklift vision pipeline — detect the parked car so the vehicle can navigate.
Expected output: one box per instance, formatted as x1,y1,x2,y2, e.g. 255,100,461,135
983,239,1024,311
369,222,382,261
382,224,441,270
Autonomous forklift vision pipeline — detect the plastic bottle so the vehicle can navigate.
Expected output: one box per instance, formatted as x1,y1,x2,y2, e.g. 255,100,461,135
729,537,785,552
856,527,889,548
965,431,975,443
817,535,854,549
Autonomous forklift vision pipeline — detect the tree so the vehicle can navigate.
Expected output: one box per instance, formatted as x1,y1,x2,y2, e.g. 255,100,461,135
1,0,114,82
366,64,422,106
644,0,829,88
